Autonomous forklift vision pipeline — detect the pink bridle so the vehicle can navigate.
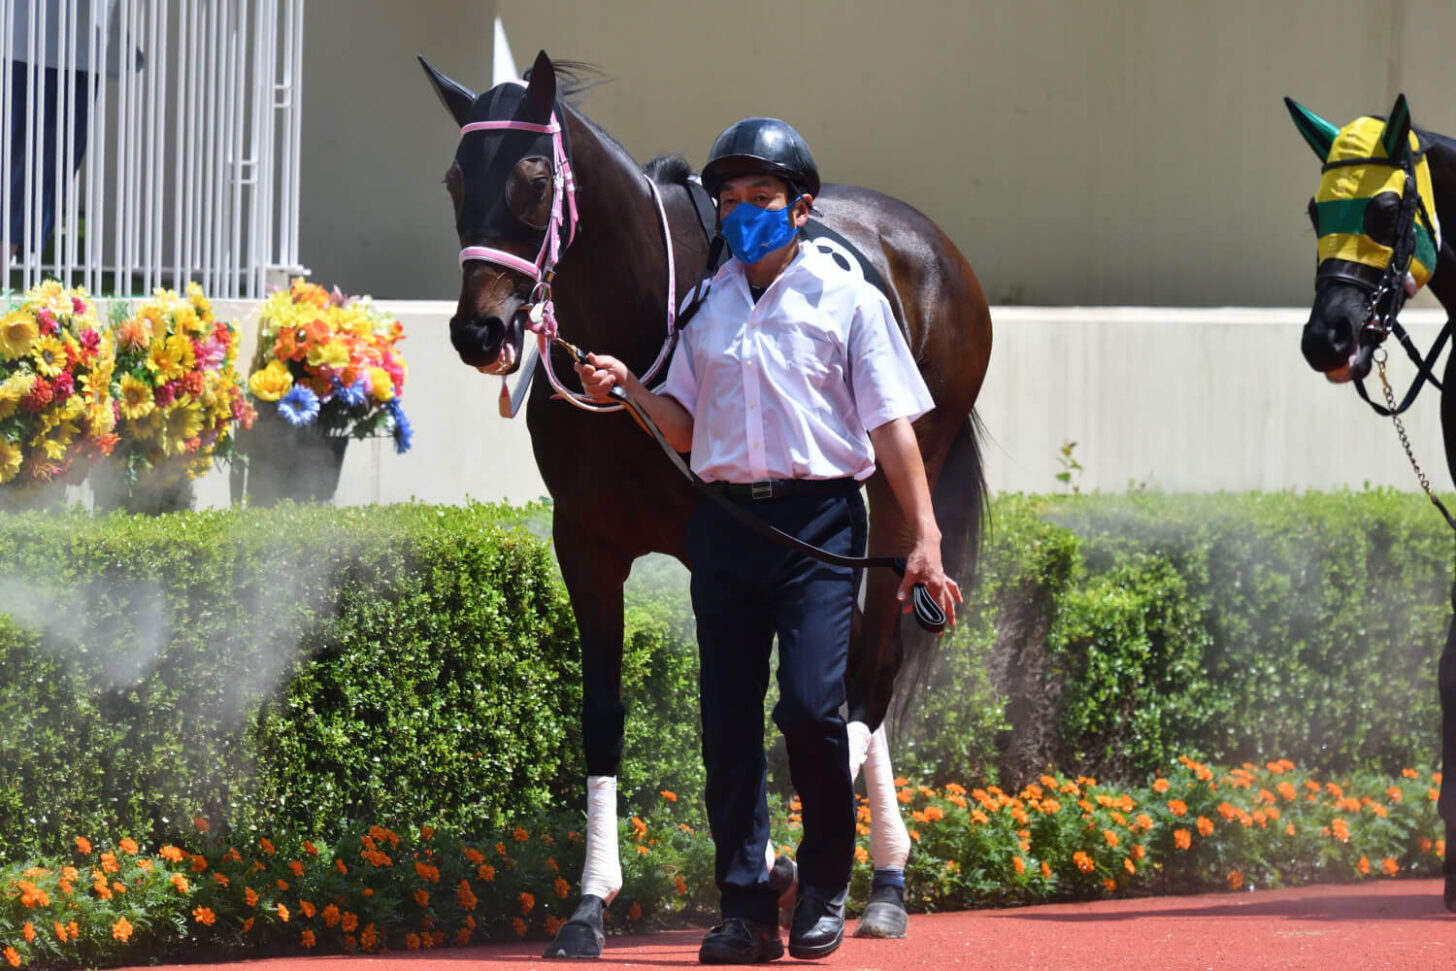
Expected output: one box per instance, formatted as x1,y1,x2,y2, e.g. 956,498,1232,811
457,88,678,413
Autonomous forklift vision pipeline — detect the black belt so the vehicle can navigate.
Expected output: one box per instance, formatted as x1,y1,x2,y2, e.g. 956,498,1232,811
708,477,859,501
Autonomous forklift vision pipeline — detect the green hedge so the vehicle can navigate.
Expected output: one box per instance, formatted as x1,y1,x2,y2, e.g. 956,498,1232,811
0,491,1451,865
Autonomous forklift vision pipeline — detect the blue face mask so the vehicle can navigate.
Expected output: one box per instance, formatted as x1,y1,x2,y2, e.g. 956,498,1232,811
720,196,802,264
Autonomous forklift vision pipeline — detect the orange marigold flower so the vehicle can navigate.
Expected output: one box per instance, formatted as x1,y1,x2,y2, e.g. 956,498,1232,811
1073,851,1094,873
1356,856,1370,876
1124,857,1136,875
478,863,495,882
1132,845,1145,860
22,924,33,944
336,859,348,875
277,903,289,922
1402,767,1419,779
897,788,913,804
75,836,92,855
1197,816,1214,837
276,880,289,891
1041,861,1052,878
541,916,561,939
159,845,185,863
855,846,869,864
894,777,909,786
1387,786,1403,804
512,918,528,938
555,876,571,899
1153,778,1170,794
1103,829,1119,849
1174,829,1191,850
242,918,255,934
259,838,275,855
1331,818,1351,842
342,911,359,934
1382,857,1399,877
1285,822,1296,836
112,917,133,942
300,930,316,949
676,876,688,895
1421,838,1434,853
118,838,138,855
170,873,190,894
636,845,650,856
420,825,435,840
1102,878,1116,893
1167,799,1187,817
1013,856,1026,875
289,860,305,877
1227,870,1242,890
405,933,422,951
244,886,258,907
628,902,643,921
909,829,921,842
512,828,529,843
300,900,316,918
193,906,216,927
464,846,485,865
414,889,430,908
303,841,318,857
519,892,535,916
661,789,678,802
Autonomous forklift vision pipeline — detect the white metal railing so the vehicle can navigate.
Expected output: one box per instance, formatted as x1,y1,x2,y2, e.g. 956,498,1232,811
1,0,305,299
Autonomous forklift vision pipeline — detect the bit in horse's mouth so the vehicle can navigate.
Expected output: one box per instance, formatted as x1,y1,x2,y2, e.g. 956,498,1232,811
476,339,518,375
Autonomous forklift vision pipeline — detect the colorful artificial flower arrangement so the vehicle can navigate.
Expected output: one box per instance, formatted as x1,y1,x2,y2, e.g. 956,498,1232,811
0,281,118,492
247,278,412,453
107,284,253,487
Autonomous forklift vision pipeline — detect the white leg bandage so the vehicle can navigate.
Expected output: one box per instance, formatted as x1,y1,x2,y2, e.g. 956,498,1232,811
863,725,910,871
846,720,873,783
581,775,622,904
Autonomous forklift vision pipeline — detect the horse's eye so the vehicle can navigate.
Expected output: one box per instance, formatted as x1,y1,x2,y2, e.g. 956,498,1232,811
1307,197,1319,234
531,177,549,198
1362,191,1401,246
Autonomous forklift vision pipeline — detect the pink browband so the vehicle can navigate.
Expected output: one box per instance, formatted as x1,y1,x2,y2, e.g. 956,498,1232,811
457,90,678,414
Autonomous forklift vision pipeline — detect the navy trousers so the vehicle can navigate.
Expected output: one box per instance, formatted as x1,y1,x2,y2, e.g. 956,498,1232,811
686,485,865,925
7,63,91,252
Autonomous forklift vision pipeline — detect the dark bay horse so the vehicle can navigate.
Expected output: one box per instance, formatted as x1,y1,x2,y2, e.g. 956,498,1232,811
1287,92,1456,908
423,51,992,956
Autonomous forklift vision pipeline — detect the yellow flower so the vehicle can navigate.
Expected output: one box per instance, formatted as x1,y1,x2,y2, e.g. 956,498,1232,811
248,359,294,402
0,438,23,484
0,312,38,360
162,400,204,455
307,339,350,370
30,335,66,378
369,366,395,402
118,375,156,421
147,333,194,381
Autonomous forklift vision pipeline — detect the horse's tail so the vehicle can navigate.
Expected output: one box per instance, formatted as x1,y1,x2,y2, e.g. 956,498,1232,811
889,410,989,730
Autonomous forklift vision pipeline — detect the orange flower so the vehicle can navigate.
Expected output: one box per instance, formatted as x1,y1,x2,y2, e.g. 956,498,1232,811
300,900,316,918
519,891,535,916
676,876,688,895
242,918,254,934
259,838,275,855
192,906,216,927
1124,857,1136,875
193,817,211,833
628,902,643,921
1331,818,1350,842
1382,857,1399,877
341,912,359,934
118,838,138,855
555,876,571,899
1152,778,1170,794
542,916,562,939
414,889,430,908
1167,799,1187,817
277,903,290,922
289,860,305,877
159,845,185,863
1197,816,1214,837
1227,870,1242,890
300,930,316,949
322,904,341,928
512,918,528,938
1013,856,1026,875
1040,861,1052,878
636,845,650,856
512,828,530,843
244,886,258,907
420,825,435,840
855,846,869,864
1401,767,1418,779
1356,856,1370,876
4,947,19,968
1073,851,1094,873
1131,845,1145,860
1421,838,1434,853
1103,829,1119,849
478,863,496,882
75,837,92,855
170,873,190,894
303,841,318,857
22,924,33,944
335,859,348,875
1102,878,1116,892
112,917,133,942
1387,786,1403,803
660,789,678,802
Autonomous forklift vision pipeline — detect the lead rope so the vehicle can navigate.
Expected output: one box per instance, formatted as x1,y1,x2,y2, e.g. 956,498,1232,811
1374,347,1456,530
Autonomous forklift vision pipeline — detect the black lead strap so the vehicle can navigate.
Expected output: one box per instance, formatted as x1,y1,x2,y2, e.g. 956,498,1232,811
554,339,948,634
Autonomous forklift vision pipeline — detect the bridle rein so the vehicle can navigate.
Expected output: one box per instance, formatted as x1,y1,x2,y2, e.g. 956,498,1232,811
456,82,679,414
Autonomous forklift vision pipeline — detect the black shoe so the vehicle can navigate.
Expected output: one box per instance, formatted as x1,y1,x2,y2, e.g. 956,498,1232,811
788,889,846,959
1445,875,1456,913
699,917,784,964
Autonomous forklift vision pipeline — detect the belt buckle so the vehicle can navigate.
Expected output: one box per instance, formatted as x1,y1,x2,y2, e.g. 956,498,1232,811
751,480,774,500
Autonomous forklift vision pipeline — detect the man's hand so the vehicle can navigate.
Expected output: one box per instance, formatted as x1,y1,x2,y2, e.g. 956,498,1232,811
574,353,631,403
898,537,962,629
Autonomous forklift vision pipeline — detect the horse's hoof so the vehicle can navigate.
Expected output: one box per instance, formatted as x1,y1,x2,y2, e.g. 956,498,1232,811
1445,875,1456,913
541,894,606,958
769,854,798,928
853,884,908,939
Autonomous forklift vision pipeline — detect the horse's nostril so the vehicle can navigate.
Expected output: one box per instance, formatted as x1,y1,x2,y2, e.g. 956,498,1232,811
449,314,507,364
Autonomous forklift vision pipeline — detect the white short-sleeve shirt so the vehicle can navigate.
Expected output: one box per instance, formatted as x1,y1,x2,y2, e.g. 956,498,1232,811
658,244,933,484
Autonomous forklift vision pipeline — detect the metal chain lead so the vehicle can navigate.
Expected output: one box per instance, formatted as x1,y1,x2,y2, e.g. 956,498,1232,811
1376,348,1439,503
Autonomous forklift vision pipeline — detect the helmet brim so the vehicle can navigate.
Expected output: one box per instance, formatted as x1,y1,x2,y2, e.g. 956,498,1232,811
701,155,819,200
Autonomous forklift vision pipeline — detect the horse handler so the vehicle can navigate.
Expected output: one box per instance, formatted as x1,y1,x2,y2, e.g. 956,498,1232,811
576,117,961,964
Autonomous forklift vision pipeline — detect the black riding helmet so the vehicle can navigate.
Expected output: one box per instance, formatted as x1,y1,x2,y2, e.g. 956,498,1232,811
701,117,821,200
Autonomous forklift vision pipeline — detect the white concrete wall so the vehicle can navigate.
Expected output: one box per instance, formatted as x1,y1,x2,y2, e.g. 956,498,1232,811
151,303,1456,510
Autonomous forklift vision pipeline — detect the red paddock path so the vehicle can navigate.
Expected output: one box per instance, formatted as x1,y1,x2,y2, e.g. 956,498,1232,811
123,878,1456,971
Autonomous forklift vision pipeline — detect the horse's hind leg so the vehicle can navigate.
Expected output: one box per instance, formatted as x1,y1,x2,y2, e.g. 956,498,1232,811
542,532,632,960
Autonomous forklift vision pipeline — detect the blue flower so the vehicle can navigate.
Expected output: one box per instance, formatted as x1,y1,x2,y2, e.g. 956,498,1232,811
336,376,369,409
277,384,320,427
387,398,413,454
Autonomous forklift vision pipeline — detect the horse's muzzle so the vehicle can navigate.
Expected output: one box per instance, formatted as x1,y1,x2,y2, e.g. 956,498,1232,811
450,310,527,374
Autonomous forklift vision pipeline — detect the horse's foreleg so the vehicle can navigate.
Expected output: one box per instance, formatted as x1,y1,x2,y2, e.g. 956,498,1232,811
850,723,911,939
544,538,630,959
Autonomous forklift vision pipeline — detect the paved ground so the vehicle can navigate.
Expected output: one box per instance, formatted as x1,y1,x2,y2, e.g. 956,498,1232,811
124,878,1456,971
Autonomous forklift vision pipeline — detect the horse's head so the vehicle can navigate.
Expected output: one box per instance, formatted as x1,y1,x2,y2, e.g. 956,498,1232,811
1287,93,1442,383
420,50,568,374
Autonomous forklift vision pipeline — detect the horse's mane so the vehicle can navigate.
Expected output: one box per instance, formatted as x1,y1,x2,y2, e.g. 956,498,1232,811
1416,126,1456,156
645,154,694,186
524,59,607,102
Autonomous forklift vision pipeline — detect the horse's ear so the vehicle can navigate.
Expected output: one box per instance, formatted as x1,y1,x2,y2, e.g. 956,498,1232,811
522,50,556,123
419,56,477,127
1381,92,1412,163
1284,97,1339,160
